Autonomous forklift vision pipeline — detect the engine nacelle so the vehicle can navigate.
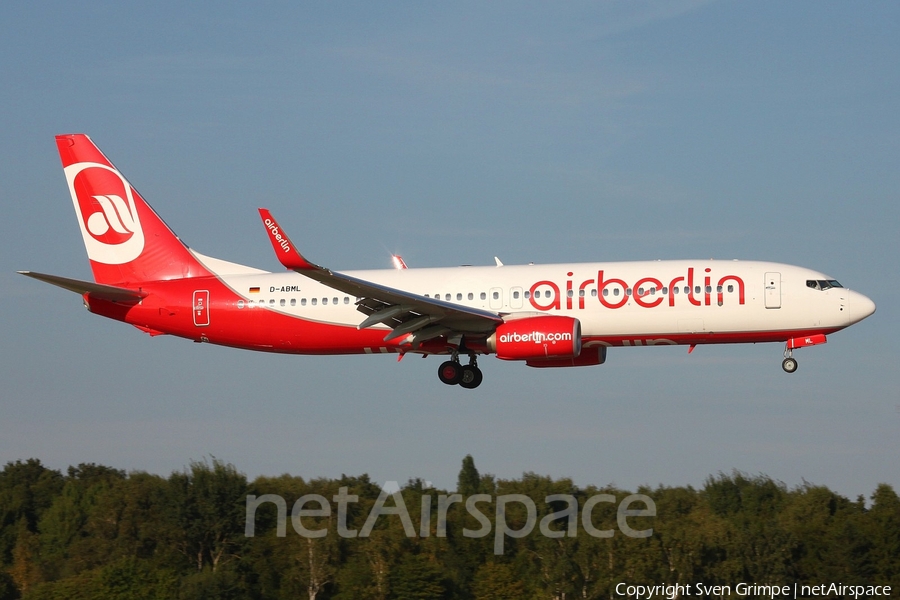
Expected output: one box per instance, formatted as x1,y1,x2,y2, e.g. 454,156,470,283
526,345,606,368
488,316,581,361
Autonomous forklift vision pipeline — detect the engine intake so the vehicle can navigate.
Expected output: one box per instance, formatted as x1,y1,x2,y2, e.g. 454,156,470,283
488,316,582,361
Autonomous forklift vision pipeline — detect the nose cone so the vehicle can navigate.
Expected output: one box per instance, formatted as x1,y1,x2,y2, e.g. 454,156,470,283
848,290,876,324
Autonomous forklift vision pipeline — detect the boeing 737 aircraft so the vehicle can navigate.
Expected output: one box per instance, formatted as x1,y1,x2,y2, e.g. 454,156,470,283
20,134,876,389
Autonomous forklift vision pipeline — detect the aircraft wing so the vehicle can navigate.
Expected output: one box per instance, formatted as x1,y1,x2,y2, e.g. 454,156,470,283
258,209,503,344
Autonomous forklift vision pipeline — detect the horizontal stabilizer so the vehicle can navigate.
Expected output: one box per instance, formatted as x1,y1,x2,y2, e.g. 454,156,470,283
18,271,146,302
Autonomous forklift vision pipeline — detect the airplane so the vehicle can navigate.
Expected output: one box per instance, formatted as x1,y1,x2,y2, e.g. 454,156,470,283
20,134,876,390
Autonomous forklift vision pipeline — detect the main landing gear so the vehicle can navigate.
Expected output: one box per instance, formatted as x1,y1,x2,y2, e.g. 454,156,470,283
438,354,484,389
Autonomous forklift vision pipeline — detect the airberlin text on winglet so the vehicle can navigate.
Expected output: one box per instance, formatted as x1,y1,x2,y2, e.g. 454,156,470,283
264,218,291,253
258,208,316,271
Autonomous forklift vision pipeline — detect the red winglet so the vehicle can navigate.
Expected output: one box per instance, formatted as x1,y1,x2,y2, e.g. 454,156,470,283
258,209,317,270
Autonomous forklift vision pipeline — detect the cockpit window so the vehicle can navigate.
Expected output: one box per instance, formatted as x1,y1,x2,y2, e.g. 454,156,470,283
807,279,844,291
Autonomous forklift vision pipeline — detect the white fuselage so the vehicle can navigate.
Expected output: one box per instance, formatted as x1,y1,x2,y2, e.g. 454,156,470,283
209,258,867,347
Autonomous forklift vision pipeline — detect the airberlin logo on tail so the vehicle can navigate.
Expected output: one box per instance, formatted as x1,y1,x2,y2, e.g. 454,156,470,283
85,195,137,241
264,218,291,253
64,162,145,265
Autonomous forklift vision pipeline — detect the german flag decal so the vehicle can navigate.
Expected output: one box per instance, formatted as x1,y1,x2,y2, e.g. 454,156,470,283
249,287,260,294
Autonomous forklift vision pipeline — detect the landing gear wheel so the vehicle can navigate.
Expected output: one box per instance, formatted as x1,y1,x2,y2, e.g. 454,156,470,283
459,365,484,389
782,357,798,373
438,361,462,385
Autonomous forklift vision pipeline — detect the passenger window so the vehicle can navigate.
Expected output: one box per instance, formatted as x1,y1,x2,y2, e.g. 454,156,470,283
311,298,317,306
626,288,632,296
613,289,619,297
344,297,350,304
269,299,275,306
480,292,487,300
468,292,474,300
591,289,597,297
301,298,307,306
579,289,585,297
512,291,519,299
705,286,712,293
567,290,574,298
445,294,451,301
457,293,463,301
684,286,690,294
638,287,645,296
662,287,668,294
333,297,338,305
694,286,701,294
280,299,286,306
322,298,328,305
493,291,499,300
237,300,244,309
523,291,530,299
291,299,296,306
716,286,722,293
727,285,734,293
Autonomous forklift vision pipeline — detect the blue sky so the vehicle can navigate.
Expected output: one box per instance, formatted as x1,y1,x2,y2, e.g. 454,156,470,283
1,1,897,499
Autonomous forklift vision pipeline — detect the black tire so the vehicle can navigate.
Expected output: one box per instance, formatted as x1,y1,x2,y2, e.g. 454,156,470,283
782,357,798,373
438,361,462,385
459,365,484,389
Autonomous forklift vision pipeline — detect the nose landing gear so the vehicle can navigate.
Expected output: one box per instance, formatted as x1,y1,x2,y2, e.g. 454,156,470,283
782,345,798,373
438,353,483,389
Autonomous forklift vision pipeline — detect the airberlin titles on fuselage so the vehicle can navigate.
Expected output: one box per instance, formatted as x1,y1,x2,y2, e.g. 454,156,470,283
527,267,745,311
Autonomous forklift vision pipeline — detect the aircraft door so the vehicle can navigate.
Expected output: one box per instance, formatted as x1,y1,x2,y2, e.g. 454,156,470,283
764,273,781,309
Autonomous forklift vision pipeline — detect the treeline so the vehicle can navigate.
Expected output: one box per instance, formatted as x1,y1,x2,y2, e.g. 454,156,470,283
0,456,897,599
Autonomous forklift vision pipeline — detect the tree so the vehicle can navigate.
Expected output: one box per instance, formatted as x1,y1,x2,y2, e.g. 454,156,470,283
472,561,525,600
388,554,447,600
0,459,63,565
866,484,900,590
457,456,481,497
168,459,248,573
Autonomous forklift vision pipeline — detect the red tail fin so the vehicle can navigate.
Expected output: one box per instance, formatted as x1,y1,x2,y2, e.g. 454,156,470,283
57,134,210,285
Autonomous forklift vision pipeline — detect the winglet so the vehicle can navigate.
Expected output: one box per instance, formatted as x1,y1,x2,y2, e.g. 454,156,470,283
391,255,408,270
258,209,318,270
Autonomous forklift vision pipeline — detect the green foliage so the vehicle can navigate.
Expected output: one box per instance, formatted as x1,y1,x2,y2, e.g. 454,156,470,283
471,562,524,600
389,554,447,600
0,460,64,565
0,458,896,599
457,456,481,497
